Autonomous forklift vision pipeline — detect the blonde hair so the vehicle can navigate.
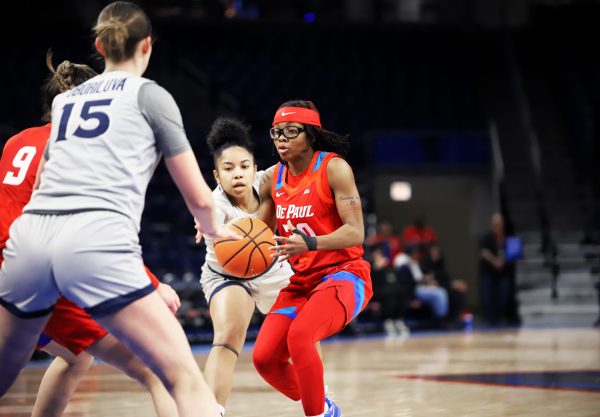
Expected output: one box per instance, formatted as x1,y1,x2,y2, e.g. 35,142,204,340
41,50,97,122
93,1,152,63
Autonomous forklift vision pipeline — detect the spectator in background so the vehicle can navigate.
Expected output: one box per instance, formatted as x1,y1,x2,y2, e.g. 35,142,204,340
366,219,403,264
369,244,410,337
479,213,519,326
394,243,448,324
403,212,437,248
421,244,468,326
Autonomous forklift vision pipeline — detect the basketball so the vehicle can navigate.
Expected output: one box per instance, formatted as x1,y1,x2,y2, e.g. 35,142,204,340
214,217,276,279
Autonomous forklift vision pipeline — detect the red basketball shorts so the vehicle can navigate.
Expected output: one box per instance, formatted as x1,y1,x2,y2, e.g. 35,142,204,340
36,266,160,355
269,258,373,326
37,296,108,355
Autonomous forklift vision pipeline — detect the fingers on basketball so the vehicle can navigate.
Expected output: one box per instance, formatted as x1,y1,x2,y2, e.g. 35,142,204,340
214,217,276,279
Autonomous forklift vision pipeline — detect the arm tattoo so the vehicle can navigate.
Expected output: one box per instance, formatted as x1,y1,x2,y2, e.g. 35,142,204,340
338,195,362,211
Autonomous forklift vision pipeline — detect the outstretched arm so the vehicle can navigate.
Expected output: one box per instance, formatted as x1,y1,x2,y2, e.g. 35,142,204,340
140,82,237,241
165,150,217,234
165,151,237,241
258,165,277,232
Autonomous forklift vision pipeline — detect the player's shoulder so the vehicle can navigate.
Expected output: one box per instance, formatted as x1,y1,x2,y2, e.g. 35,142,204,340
137,79,176,107
254,169,266,189
324,153,351,176
138,78,168,95
323,152,345,165
260,165,278,184
4,124,51,149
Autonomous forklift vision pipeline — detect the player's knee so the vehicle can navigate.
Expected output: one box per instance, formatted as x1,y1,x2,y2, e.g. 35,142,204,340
160,365,201,394
135,366,164,390
287,321,312,347
287,323,315,358
70,351,94,368
213,323,247,350
252,344,272,374
65,357,94,377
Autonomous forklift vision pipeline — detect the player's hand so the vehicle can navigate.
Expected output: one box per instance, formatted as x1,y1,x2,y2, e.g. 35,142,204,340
270,220,309,262
194,220,241,242
206,224,242,240
157,283,181,314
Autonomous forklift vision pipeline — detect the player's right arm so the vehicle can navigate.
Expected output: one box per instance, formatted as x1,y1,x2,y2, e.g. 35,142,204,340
258,165,276,232
194,196,227,243
165,153,239,240
139,82,237,241
165,151,219,235
33,156,47,191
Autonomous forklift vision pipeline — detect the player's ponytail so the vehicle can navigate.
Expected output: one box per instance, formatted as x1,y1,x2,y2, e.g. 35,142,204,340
93,1,152,63
41,50,97,122
206,117,254,164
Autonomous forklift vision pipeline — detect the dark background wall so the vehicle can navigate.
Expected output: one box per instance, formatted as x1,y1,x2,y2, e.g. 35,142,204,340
1,0,599,315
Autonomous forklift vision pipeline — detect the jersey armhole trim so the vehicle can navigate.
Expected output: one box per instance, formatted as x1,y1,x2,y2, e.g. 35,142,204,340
316,153,336,205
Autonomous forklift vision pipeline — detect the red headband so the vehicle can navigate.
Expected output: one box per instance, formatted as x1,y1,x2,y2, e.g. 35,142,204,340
272,106,322,128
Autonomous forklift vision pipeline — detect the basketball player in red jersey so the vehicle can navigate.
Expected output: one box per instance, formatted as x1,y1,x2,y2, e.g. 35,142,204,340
253,100,373,417
0,54,179,417
0,55,95,263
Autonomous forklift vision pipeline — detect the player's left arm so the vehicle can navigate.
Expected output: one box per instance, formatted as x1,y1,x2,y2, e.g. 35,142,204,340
317,157,365,249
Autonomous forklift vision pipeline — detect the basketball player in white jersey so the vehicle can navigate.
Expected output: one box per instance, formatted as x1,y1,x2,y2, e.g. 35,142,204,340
0,3,236,416
196,118,292,416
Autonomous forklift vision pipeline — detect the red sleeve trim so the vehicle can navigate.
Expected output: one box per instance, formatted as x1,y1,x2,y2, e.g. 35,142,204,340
144,265,160,288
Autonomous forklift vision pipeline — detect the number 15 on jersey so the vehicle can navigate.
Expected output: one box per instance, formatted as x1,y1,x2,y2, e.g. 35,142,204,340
56,99,113,141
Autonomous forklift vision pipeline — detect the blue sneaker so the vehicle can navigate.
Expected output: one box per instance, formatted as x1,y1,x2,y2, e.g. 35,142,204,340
324,397,341,417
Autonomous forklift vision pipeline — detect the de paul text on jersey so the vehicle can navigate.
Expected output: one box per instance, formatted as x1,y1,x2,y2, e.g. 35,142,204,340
276,204,315,220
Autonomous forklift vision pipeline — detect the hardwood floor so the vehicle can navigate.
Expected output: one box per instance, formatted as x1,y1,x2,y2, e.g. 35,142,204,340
1,328,599,416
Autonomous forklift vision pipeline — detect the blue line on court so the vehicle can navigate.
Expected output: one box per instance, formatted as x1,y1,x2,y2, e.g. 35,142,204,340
400,370,600,393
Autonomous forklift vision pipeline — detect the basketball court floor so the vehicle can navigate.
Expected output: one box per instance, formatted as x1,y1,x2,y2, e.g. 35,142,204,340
2,327,599,416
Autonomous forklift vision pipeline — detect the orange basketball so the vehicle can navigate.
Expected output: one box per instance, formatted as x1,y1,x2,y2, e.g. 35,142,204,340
214,217,276,279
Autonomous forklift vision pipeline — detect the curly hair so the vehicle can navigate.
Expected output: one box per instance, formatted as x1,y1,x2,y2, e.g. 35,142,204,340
206,117,254,165
41,50,97,122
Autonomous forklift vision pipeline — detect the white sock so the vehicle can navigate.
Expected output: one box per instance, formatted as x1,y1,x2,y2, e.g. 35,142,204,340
306,414,324,417
217,404,225,417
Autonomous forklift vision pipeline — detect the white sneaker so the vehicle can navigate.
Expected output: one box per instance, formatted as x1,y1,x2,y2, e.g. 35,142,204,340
383,319,397,336
324,397,341,417
394,319,410,337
